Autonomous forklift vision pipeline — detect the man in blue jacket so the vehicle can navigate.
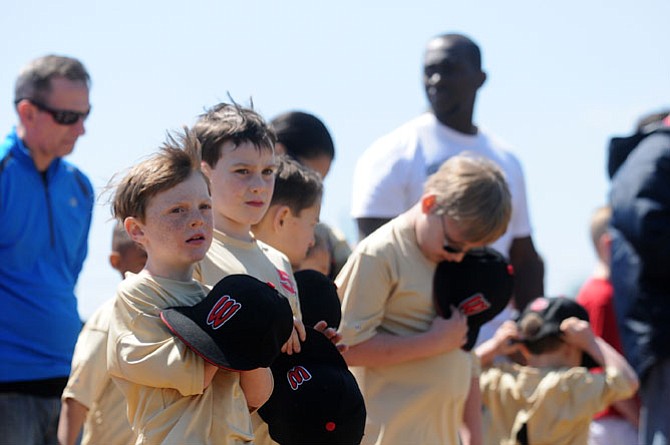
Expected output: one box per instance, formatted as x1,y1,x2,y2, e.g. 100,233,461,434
0,55,94,444
609,110,670,445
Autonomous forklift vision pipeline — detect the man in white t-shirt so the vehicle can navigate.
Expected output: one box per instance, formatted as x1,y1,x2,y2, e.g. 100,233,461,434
351,32,543,315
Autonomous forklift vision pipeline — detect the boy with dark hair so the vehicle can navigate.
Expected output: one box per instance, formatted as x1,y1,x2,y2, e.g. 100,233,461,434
58,222,145,445
107,130,272,443
476,296,639,445
271,110,352,279
192,102,307,444
252,155,323,270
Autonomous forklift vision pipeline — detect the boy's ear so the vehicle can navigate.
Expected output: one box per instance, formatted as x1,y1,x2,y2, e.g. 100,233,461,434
273,205,292,231
124,217,145,244
421,194,438,214
200,161,212,179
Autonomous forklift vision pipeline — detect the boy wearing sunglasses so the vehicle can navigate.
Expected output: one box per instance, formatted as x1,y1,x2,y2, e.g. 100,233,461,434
336,154,511,445
0,55,94,444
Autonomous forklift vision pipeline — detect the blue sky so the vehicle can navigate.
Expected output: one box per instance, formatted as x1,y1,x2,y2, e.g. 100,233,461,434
2,1,668,319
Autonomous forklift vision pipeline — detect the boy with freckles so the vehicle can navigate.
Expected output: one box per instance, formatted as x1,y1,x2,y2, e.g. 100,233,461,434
106,130,272,444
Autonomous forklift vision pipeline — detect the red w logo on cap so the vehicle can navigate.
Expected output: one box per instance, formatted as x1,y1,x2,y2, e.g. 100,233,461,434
286,366,312,390
458,293,491,316
207,296,241,330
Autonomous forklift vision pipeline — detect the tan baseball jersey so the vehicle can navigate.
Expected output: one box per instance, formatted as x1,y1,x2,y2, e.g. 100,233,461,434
480,362,638,445
193,229,301,445
62,298,134,445
336,214,478,445
107,271,253,444
194,229,301,317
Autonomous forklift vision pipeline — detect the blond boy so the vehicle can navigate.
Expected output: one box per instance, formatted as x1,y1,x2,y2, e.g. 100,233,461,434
337,154,512,445
106,130,271,444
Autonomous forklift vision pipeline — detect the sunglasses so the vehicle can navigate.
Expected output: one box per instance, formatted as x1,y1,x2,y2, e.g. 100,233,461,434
18,99,90,125
438,213,464,254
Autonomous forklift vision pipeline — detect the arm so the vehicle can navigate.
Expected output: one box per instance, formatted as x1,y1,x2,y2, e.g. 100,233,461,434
611,397,640,428
342,308,467,367
561,318,639,393
356,217,390,241
57,398,88,445
459,377,482,445
239,368,274,412
475,320,521,368
508,236,544,312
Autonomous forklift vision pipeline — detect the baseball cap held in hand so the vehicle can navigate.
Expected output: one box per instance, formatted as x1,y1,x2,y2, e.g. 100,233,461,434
160,274,294,371
294,269,342,329
258,327,366,445
433,247,515,351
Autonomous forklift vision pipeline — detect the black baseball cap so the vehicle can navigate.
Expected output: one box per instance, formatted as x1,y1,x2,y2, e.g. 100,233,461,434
517,296,598,367
160,274,294,371
294,269,342,329
258,327,366,445
433,247,515,351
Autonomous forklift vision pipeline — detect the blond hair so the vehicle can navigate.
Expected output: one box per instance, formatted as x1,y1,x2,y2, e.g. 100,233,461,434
425,154,511,245
589,206,611,250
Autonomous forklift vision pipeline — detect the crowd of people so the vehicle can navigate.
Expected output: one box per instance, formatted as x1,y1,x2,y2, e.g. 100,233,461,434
1,30,668,445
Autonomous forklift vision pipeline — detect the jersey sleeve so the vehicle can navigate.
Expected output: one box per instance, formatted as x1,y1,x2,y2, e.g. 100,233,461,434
107,285,205,397
62,305,112,407
336,249,393,347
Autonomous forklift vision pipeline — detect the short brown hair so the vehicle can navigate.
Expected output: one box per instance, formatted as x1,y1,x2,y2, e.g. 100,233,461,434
424,154,511,245
112,129,207,223
15,55,90,104
270,155,323,216
517,312,563,355
193,102,276,168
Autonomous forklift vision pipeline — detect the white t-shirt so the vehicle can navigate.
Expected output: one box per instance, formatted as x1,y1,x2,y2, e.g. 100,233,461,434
351,112,532,257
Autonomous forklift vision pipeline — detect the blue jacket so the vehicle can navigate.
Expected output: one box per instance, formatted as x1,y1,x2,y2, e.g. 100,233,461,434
0,128,94,382
609,128,670,379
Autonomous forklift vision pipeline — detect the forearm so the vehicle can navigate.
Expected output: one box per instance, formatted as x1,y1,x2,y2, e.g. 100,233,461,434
474,338,500,368
509,237,544,311
612,396,640,428
239,368,274,411
586,337,639,392
342,331,448,367
460,377,482,445
57,398,88,445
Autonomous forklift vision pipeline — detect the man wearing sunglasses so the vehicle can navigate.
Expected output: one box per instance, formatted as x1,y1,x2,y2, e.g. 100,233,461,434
0,55,94,444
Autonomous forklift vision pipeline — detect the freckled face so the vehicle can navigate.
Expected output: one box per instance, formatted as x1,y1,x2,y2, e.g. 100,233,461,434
204,141,275,239
137,173,213,279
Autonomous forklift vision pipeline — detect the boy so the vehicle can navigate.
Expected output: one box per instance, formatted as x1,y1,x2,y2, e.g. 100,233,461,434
270,110,352,278
337,154,512,445
191,102,306,444
107,130,272,443
57,222,146,445
576,206,639,445
251,154,323,271
476,296,639,445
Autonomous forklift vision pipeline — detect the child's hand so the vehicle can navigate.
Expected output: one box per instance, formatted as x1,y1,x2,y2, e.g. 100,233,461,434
425,306,468,354
313,320,348,353
281,317,307,355
560,317,594,350
492,320,522,356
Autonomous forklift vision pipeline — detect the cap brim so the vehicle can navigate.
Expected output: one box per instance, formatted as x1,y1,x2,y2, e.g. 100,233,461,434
160,308,255,371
